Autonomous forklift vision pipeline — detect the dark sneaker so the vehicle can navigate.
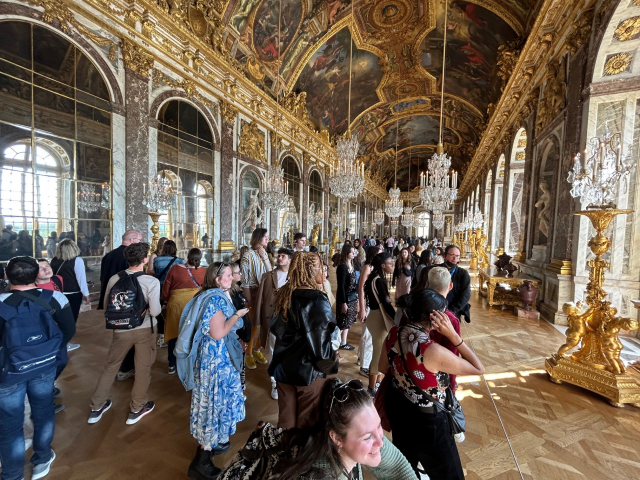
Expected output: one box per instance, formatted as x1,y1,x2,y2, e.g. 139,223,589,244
53,387,61,398
126,401,155,425
359,367,370,378
54,403,65,414
116,369,135,381
88,399,112,424
32,450,56,479
168,365,177,375
339,343,355,351
211,441,230,456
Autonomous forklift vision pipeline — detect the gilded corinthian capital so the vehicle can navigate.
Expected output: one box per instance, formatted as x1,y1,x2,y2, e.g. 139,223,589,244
121,39,154,78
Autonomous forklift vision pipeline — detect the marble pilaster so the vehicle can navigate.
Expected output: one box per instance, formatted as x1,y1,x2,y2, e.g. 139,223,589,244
301,159,310,235
124,68,150,239
112,112,126,243
219,117,236,250
269,140,279,241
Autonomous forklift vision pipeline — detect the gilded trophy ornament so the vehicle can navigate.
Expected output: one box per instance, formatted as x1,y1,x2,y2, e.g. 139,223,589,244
238,121,267,162
603,52,633,76
613,16,640,42
546,208,640,407
219,99,239,124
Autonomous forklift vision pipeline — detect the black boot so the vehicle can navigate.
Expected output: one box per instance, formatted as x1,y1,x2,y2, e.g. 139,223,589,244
187,446,221,480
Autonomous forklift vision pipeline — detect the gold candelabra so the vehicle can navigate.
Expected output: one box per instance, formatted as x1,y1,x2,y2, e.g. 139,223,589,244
329,227,339,258
468,229,479,270
310,223,320,247
546,208,640,407
145,212,162,254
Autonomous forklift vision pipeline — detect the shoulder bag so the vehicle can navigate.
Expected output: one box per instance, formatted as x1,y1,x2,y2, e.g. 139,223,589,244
371,277,394,331
396,325,465,435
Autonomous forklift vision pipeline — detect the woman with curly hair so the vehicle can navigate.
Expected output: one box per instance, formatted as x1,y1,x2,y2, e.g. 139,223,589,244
268,251,339,429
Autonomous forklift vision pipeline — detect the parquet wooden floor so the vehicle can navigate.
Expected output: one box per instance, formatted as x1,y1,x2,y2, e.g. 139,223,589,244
16,269,640,480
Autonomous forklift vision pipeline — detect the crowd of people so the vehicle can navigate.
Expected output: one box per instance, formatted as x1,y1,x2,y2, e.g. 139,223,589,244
0,228,481,480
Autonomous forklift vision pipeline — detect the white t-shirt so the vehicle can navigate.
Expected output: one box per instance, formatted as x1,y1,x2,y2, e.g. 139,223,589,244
276,270,288,288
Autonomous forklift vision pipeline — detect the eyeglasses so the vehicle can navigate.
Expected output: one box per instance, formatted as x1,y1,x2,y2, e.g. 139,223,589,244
329,379,365,413
216,262,229,276
447,254,461,259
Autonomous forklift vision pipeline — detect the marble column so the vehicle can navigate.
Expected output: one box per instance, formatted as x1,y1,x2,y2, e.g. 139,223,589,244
218,116,236,251
112,112,126,242
269,139,279,241
517,123,535,260
124,68,150,239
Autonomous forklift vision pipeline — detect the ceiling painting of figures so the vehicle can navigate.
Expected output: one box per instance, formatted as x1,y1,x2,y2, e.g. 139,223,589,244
421,1,518,114
374,115,459,153
252,0,303,62
293,26,383,135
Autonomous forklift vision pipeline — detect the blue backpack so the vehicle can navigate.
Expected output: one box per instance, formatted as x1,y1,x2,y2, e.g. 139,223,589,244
0,290,63,385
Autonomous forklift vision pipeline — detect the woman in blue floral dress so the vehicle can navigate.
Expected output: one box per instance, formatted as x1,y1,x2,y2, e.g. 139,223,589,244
187,262,249,480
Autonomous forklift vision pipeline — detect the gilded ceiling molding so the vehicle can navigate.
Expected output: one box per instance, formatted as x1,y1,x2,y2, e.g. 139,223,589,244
220,99,239,124
603,52,633,75
456,0,586,200
152,69,219,118
26,0,118,60
238,121,267,162
121,38,154,77
464,0,524,37
566,8,594,53
613,16,640,41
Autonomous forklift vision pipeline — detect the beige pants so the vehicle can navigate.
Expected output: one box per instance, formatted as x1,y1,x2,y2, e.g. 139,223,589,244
367,309,389,376
90,328,157,412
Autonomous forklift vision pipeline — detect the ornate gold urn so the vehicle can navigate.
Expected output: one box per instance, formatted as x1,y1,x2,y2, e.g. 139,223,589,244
145,212,162,254
546,208,640,407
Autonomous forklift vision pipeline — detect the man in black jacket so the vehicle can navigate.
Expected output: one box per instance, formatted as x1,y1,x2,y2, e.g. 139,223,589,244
98,230,142,309
429,244,471,323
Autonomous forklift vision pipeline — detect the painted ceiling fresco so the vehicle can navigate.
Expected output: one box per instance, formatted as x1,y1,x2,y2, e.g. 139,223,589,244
223,0,543,183
293,27,383,134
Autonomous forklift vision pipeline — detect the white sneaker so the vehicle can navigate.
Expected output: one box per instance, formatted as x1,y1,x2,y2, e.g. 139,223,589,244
156,334,164,347
454,432,465,443
270,383,278,400
67,343,80,352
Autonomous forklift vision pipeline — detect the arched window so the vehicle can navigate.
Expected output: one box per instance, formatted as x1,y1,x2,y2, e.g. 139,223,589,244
241,170,262,243
484,171,492,236
282,155,301,231
504,128,526,254
0,21,112,282
157,100,214,254
491,155,506,250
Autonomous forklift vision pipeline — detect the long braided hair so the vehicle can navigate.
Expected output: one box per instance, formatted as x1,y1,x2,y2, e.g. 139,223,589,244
274,252,321,321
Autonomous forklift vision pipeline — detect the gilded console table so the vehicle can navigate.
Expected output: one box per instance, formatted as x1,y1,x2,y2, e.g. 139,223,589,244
478,268,540,309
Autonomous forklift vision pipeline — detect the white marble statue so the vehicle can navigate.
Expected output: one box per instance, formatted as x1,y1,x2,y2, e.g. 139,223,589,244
534,179,551,238
242,188,263,231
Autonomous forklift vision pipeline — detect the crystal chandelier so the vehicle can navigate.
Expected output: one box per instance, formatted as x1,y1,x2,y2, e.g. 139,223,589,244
312,208,324,226
385,186,403,218
419,143,458,212
78,182,101,213
329,209,341,229
262,163,289,211
416,213,429,229
143,173,174,213
433,211,444,230
100,183,110,209
567,122,635,209
328,133,365,200
390,218,399,231
401,205,414,228
471,204,484,230
374,208,385,225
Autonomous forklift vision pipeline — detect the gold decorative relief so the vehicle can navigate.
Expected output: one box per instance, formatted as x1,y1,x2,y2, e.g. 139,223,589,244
515,151,525,161
496,40,521,92
614,16,640,42
245,55,266,82
188,5,209,38
219,100,238,124
238,121,267,162
603,52,632,76
125,9,142,28
517,138,527,148
536,58,566,132
566,9,593,54
121,39,154,78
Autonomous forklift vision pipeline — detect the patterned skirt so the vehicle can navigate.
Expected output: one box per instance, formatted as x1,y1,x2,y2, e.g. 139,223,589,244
336,299,358,330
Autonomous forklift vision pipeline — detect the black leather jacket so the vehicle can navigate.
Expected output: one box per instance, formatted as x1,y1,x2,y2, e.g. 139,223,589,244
268,289,339,386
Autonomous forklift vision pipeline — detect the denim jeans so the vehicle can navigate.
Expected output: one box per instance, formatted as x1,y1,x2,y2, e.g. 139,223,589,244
0,368,56,480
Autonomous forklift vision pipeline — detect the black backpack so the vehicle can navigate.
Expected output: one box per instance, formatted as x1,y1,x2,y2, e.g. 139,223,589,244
104,271,151,331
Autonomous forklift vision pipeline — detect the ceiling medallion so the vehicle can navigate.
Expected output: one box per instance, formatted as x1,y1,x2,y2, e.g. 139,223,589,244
369,0,413,30
603,52,632,76
613,16,640,42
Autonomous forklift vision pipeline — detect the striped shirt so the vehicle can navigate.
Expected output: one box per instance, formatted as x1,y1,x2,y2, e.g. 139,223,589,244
241,248,271,289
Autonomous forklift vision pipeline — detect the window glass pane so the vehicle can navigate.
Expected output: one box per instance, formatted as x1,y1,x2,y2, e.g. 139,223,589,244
33,133,73,177
33,25,74,86
34,72,74,99
76,102,111,148
77,143,110,182
179,140,198,171
34,173,59,218
0,58,31,81
197,147,214,175
34,87,75,138
179,101,199,137
179,168,197,196
0,21,31,69
158,132,179,166
0,72,32,127
75,49,110,101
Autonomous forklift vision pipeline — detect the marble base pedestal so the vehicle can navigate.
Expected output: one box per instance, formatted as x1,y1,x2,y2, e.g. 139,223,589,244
515,306,540,320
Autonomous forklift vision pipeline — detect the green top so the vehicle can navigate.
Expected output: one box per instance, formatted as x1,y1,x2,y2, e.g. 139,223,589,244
303,437,418,480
